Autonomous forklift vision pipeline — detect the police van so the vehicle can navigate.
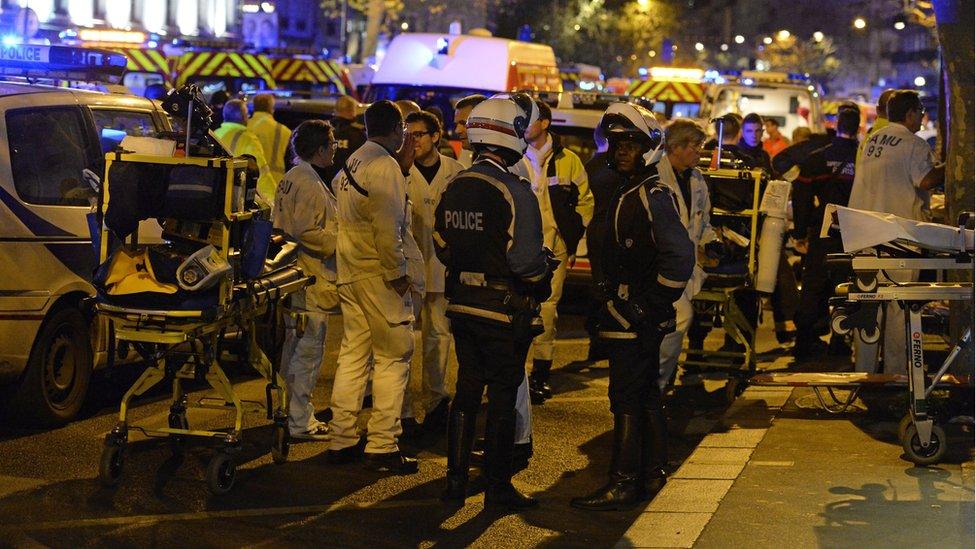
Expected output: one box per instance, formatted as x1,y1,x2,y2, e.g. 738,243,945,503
0,44,172,424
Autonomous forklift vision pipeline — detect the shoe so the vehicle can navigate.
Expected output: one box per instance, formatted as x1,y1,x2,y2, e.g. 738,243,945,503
325,444,362,464
290,422,331,441
364,451,419,475
423,397,450,435
775,329,796,345
827,337,852,357
400,417,424,441
512,440,533,474
570,413,643,511
442,408,476,503
485,482,538,509
529,360,553,404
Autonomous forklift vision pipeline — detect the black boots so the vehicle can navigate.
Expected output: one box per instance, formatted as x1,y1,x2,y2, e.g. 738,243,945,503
442,408,477,503
640,407,668,499
484,409,538,509
529,359,553,404
571,413,644,511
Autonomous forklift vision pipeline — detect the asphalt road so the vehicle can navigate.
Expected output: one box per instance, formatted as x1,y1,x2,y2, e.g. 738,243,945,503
0,310,770,548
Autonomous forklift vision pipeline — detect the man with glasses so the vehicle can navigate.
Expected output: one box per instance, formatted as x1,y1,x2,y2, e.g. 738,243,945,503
402,111,465,436
655,119,715,393
849,90,945,374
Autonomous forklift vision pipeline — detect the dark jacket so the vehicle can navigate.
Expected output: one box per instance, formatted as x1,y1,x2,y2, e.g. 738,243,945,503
584,152,617,281
321,116,367,189
792,136,858,239
736,139,774,175
434,158,551,328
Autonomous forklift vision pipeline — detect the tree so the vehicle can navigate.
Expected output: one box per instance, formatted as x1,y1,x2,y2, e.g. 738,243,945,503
758,34,842,83
321,0,404,62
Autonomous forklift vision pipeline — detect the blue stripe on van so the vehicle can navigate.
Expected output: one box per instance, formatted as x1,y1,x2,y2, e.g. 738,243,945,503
0,185,75,237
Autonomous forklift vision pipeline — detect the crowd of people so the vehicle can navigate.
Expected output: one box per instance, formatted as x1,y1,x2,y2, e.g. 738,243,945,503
209,86,942,511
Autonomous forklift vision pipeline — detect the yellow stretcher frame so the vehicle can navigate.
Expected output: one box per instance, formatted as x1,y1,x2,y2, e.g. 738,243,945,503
679,167,764,399
94,152,306,494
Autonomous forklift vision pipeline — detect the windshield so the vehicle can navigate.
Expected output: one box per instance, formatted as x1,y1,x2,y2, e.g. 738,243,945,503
365,84,494,137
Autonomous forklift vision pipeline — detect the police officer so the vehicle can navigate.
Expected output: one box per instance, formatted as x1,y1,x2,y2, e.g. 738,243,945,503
435,97,554,509
274,120,338,440
792,102,860,362
571,103,694,511
321,95,367,188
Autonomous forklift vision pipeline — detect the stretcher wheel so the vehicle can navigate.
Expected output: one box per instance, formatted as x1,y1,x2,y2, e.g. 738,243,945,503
98,444,125,487
271,423,290,464
902,423,947,466
898,413,913,441
723,377,743,404
206,452,237,495
858,326,881,345
830,311,850,336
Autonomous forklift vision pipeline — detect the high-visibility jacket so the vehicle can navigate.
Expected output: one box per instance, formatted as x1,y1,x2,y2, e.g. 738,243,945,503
214,122,276,206
248,111,292,185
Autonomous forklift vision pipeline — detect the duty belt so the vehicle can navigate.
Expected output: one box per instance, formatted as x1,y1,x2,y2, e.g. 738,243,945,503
458,271,512,291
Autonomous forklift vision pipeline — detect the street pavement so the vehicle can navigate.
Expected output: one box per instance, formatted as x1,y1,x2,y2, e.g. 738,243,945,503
0,311,741,548
1,308,972,548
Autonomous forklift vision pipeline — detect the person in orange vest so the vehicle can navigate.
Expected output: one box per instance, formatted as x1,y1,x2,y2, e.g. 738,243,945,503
762,118,791,158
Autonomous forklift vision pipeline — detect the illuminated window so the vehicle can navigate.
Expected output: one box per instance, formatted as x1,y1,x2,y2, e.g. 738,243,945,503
143,1,166,33
68,0,94,26
178,0,198,35
32,0,56,23
105,0,132,28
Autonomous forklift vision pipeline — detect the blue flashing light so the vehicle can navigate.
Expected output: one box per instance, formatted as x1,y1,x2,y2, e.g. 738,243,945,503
638,67,648,77
436,36,450,55
0,45,128,84
742,77,754,86
147,40,158,48
1,35,19,47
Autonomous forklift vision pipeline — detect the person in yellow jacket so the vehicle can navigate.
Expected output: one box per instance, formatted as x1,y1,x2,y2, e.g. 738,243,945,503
248,93,292,187
521,99,594,404
214,99,276,206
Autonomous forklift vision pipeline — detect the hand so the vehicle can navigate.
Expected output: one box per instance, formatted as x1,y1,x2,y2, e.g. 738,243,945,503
794,238,809,255
396,132,416,175
390,275,410,296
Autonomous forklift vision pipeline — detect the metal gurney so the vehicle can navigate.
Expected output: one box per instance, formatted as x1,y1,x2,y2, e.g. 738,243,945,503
92,145,311,494
755,205,974,466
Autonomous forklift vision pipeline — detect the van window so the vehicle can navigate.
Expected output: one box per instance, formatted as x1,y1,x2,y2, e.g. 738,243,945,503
7,107,92,206
91,109,157,153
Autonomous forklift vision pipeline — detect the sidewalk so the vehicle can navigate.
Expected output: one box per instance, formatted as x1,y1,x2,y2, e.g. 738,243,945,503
617,384,975,548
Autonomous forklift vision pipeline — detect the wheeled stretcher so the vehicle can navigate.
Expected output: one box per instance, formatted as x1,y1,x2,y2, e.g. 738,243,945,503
753,206,974,465
681,167,765,400
93,147,311,494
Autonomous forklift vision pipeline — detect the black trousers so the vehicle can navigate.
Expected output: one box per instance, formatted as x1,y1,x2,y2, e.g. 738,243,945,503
451,317,531,421
795,236,850,346
606,334,665,416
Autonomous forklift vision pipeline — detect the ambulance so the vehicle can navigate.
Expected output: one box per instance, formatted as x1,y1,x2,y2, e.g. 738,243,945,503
0,45,173,425
168,38,276,99
365,31,562,129
627,66,704,120
265,47,357,98
699,69,825,137
60,28,173,97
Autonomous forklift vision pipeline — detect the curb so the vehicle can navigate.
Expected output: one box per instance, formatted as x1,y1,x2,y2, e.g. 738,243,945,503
615,384,794,548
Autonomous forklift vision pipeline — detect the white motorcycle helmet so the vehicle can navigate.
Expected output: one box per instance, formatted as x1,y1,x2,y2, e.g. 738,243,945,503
596,102,664,169
466,97,530,165
491,92,540,149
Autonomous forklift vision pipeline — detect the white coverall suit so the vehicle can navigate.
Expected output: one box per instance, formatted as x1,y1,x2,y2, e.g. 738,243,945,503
654,154,715,391
404,153,464,415
330,141,416,454
274,160,339,435
848,123,934,374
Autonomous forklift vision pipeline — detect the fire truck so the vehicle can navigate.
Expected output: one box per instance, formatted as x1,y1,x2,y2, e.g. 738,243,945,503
627,66,705,119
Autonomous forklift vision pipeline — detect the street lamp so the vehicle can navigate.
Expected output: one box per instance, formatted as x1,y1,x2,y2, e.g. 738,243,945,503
694,42,704,52
400,22,409,31
648,50,656,57
853,17,867,30
776,29,790,41
762,36,772,45
734,34,745,44
914,76,926,87
720,43,728,51
813,31,824,42
637,0,650,10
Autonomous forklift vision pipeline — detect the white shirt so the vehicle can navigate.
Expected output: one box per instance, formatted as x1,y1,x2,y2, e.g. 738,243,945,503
849,123,935,221
333,141,409,285
407,153,464,293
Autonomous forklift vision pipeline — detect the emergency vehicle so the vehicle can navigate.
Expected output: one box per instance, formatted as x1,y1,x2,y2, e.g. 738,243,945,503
0,45,173,424
60,28,173,97
699,69,825,137
559,63,605,92
265,47,356,98
366,31,562,128
627,66,705,120
169,38,275,99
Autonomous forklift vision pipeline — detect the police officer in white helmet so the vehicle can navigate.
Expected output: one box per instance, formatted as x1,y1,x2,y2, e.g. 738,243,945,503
434,97,555,509
572,103,694,511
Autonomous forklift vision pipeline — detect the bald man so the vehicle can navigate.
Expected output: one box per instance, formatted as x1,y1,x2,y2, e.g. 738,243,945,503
248,93,292,187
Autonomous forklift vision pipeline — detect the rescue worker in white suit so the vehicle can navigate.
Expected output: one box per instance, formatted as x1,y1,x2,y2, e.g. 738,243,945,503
522,99,594,404
274,120,338,440
848,90,944,373
327,100,419,474
403,110,464,434
654,119,715,392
